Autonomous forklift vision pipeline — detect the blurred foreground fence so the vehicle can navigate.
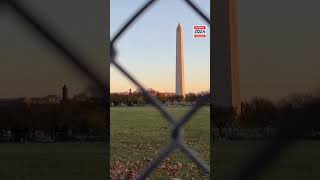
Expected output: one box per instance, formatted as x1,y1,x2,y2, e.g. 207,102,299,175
0,0,210,179
3,0,319,179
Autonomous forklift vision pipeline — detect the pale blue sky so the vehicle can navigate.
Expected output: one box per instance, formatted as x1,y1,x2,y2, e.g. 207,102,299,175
110,0,210,93
2,0,319,100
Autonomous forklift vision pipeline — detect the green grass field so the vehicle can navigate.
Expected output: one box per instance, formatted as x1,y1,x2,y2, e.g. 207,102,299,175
4,106,318,179
110,106,210,179
111,106,320,179
0,143,106,180
214,140,320,179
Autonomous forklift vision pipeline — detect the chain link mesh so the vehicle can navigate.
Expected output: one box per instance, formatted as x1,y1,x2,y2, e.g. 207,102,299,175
2,0,316,179
2,0,210,179
110,0,210,179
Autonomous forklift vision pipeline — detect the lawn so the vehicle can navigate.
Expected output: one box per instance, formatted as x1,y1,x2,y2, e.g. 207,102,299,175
0,142,106,180
111,106,320,179
213,140,320,179
1,106,318,180
110,106,210,179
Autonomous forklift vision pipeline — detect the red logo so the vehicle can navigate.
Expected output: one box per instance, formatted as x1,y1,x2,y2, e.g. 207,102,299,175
193,25,207,38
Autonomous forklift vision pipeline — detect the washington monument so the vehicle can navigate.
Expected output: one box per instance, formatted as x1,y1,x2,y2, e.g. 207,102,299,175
212,0,241,112
176,23,185,97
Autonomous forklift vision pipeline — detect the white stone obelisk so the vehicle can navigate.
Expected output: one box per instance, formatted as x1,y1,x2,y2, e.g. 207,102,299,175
176,23,185,97
212,0,241,113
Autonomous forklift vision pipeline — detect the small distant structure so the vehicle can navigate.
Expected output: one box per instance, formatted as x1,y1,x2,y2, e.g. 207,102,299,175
0,96,59,106
163,92,176,97
127,89,175,97
60,85,69,103
145,88,157,96
134,88,157,96
28,96,60,104
43,95,60,104
73,93,88,102
62,85,68,101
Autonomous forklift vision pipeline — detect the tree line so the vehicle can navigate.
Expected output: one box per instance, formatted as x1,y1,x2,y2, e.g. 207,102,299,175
0,102,105,129
110,91,209,106
213,93,320,133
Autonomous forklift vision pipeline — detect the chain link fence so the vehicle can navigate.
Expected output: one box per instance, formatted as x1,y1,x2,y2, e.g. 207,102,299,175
1,0,210,179
111,0,320,179
110,0,210,179
3,0,316,179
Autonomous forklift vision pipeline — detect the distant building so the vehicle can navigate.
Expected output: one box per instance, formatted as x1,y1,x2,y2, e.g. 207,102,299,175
73,93,88,102
43,95,60,104
132,88,157,96
29,98,44,104
138,88,158,96
147,89,157,96
23,95,60,105
60,85,70,104
163,92,176,97
114,91,130,95
120,89,175,97
62,85,68,101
